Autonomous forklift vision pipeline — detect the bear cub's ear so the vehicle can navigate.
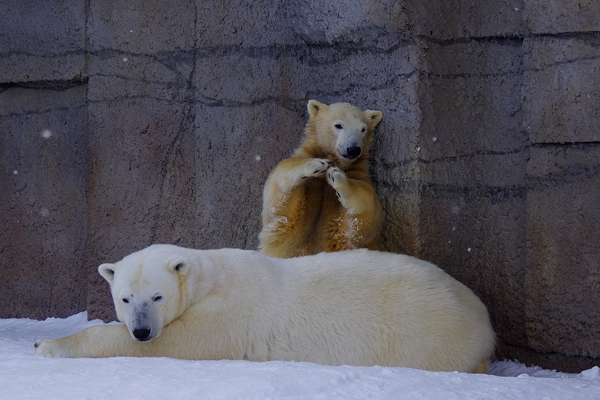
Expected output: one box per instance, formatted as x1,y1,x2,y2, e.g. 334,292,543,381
365,110,383,128
98,263,116,285
307,99,327,117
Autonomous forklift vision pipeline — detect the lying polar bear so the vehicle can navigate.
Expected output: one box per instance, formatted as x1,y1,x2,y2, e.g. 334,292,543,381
35,245,495,373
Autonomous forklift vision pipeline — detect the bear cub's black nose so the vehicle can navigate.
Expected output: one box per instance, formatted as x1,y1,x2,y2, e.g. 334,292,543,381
133,328,151,341
344,146,362,160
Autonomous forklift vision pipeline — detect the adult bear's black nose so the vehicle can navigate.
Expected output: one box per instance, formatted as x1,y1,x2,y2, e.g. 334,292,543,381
344,146,362,160
132,328,151,341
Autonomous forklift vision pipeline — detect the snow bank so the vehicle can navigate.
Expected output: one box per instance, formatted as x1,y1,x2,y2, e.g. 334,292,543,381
1,313,598,400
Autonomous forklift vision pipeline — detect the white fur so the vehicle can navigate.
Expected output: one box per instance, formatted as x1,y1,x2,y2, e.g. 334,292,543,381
35,245,495,372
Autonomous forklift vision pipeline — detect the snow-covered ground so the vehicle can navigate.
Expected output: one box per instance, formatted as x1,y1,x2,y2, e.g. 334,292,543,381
1,313,599,400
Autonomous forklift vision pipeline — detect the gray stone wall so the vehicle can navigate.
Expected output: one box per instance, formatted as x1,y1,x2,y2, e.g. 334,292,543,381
1,0,599,371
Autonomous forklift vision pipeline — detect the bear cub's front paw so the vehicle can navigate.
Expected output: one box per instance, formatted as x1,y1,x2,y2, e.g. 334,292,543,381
326,165,348,190
302,158,331,179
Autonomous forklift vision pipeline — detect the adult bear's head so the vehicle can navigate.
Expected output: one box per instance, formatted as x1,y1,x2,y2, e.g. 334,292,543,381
98,244,206,342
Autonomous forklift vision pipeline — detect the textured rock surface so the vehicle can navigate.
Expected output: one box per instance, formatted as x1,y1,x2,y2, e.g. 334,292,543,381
0,85,89,319
1,0,599,371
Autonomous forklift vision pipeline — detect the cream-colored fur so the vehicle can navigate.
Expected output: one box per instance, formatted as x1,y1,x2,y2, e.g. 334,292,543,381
259,100,383,258
35,245,495,373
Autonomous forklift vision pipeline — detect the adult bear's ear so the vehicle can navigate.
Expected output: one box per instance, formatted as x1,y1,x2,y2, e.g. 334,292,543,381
308,100,327,117
365,110,383,128
170,260,189,276
98,263,116,285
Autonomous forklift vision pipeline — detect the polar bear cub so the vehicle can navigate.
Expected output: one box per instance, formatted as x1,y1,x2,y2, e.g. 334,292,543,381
35,244,495,373
259,100,384,258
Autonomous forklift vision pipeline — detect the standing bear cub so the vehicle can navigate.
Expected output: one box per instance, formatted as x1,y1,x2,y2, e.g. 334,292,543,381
35,244,495,373
259,100,383,258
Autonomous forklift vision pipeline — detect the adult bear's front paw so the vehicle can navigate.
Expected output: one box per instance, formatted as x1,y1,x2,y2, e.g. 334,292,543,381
34,338,65,358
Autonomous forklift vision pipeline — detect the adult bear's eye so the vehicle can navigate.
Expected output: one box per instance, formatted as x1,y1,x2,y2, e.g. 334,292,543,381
335,124,343,129
153,295,162,302
122,298,129,303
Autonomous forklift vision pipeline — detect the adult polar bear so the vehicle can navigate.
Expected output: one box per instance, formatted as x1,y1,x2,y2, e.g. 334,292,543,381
259,100,383,258
35,244,494,372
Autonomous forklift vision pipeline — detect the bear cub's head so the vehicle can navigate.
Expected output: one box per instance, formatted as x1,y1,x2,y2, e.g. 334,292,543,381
98,244,201,342
306,100,383,165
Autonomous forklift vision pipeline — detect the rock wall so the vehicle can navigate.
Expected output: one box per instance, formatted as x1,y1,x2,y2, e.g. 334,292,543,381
1,0,599,371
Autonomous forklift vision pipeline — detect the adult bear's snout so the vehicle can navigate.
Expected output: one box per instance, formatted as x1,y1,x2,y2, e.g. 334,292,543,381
132,328,152,341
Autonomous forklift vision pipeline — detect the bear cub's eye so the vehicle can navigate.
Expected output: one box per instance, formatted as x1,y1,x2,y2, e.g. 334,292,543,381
334,124,343,129
122,298,129,304
361,127,366,133
153,295,163,302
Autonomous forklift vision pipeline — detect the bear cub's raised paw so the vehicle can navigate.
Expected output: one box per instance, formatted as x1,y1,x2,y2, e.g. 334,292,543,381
302,158,331,179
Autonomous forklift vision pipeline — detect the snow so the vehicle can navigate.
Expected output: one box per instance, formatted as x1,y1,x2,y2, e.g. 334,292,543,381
1,313,599,400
